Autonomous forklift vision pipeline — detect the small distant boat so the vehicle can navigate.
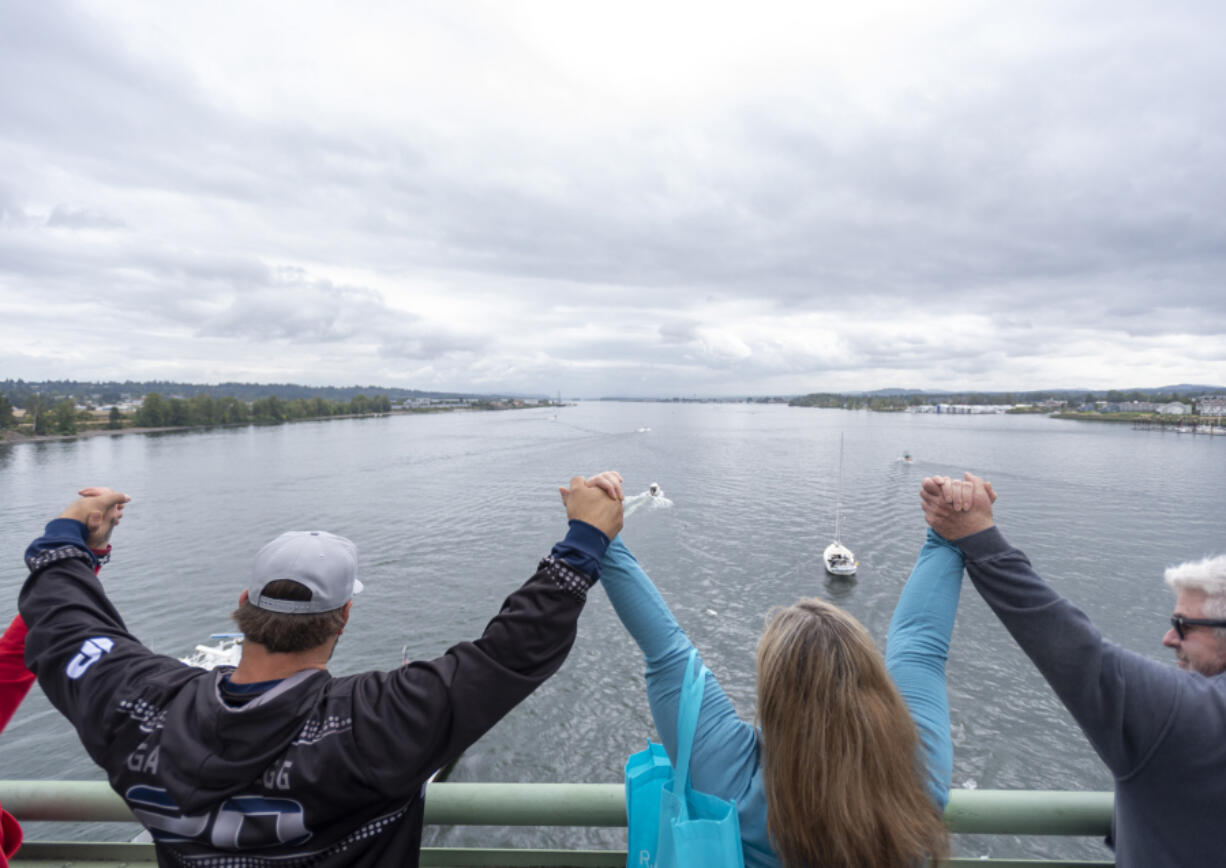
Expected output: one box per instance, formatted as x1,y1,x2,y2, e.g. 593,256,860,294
902,450,913,463
825,434,858,577
824,541,858,577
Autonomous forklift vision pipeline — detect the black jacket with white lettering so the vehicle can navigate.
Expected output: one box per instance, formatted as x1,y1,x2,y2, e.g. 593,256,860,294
19,544,596,867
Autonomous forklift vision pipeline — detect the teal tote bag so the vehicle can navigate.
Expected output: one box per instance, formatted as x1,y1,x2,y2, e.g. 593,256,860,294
624,650,744,868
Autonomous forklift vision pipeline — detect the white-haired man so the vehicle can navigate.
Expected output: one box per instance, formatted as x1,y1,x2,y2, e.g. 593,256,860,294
921,473,1226,868
1161,556,1226,676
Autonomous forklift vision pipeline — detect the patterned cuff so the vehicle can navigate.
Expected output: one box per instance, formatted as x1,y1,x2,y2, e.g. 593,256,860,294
538,555,596,601
26,545,95,574
92,545,112,572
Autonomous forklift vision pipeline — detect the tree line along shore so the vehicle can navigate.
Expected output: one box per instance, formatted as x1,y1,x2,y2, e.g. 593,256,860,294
0,391,538,443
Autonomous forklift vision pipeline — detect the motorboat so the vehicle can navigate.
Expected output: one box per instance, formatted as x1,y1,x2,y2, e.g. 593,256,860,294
179,633,243,669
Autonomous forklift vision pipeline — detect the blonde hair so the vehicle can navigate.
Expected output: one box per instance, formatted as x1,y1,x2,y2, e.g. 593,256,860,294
755,599,948,867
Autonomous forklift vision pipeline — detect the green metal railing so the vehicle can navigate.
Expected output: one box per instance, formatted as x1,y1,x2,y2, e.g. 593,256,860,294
0,781,1114,867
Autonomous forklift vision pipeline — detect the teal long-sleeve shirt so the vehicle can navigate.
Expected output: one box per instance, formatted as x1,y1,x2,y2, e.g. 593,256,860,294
600,529,963,868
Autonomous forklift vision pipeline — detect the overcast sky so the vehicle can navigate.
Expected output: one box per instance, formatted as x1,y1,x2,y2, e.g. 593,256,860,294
2,1,1224,397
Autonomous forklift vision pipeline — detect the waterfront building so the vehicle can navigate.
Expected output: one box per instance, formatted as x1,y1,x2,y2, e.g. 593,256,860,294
1196,396,1226,416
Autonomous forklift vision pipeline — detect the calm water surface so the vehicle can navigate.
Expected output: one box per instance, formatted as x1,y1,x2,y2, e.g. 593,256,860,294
1,403,1223,859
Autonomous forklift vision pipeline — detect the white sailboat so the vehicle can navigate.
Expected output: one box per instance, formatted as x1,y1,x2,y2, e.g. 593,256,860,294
824,434,858,577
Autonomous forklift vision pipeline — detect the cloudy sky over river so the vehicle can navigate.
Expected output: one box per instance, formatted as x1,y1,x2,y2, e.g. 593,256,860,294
2,1,1224,397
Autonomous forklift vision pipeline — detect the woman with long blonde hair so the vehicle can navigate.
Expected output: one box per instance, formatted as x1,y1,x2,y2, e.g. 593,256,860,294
584,473,966,867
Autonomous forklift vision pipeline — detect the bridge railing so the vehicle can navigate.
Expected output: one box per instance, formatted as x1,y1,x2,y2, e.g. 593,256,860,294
0,780,1114,867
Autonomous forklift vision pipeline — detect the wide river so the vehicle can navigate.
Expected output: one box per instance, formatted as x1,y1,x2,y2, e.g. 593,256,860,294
1,402,1222,860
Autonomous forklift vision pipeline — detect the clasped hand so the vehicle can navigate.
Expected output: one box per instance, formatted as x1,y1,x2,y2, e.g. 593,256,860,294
558,471,624,539
59,487,131,549
919,472,996,540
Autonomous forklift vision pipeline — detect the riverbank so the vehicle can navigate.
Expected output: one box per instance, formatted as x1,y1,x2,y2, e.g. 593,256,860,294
0,405,527,448
1,425,185,445
1051,411,1224,426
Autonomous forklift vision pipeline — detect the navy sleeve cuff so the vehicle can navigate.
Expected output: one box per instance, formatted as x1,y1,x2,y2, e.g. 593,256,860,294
954,525,1011,562
550,519,611,581
24,518,97,572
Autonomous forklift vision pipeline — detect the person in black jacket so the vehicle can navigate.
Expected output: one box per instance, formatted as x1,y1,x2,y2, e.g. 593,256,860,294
19,474,624,868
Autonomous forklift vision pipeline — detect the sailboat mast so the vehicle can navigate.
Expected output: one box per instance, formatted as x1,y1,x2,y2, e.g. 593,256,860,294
835,433,844,543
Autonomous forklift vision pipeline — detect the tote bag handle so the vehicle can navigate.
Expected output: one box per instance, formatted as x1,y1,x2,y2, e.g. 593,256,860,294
671,649,706,814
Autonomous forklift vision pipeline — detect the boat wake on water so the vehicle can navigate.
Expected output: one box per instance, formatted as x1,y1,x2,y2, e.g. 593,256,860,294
179,633,243,669
623,482,673,519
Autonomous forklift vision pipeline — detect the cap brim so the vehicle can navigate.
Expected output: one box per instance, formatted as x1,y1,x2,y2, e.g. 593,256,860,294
352,577,365,596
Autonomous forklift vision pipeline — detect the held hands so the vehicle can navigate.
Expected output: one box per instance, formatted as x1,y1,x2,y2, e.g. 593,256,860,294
558,471,624,540
59,487,131,549
919,472,996,540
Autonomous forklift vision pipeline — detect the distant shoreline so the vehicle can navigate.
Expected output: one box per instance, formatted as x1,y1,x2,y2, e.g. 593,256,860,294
0,406,499,448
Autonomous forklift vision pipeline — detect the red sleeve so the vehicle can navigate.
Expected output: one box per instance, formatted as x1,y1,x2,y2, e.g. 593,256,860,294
0,614,35,733
91,544,111,576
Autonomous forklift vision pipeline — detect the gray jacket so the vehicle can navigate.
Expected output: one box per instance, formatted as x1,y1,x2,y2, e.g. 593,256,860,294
959,527,1226,867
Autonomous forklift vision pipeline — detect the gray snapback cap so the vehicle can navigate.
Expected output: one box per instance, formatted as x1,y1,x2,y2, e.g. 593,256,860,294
249,531,363,614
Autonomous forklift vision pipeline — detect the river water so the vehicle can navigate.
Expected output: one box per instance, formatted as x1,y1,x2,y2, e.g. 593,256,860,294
1,402,1222,860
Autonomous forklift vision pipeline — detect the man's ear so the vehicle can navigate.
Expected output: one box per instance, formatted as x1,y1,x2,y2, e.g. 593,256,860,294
238,589,249,607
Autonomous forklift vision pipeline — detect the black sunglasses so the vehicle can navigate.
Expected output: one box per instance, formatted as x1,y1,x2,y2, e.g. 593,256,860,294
1170,614,1226,640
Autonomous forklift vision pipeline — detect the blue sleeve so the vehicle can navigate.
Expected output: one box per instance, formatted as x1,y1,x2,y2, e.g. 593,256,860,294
24,519,99,571
601,537,771,860
884,528,964,809
550,520,610,580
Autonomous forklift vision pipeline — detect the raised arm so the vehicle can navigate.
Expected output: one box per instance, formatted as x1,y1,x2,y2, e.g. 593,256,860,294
884,527,964,808
355,472,624,795
4,489,123,733
599,536,765,845
922,473,1182,777
19,490,209,768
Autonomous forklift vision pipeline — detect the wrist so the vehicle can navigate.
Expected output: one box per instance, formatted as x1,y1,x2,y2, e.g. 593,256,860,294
551,520,612,580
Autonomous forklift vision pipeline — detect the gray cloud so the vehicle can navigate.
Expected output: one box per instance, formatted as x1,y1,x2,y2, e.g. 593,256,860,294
46,206,126,230
1,1,1224,395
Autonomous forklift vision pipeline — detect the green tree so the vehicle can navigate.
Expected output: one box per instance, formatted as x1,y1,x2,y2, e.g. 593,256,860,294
28,394,50,434
348,394,372,415
251,396,286,423
137,393,168,427
107,406,124,429
286,399,311,420
52,399,78,435
188,394,217,426
168,399,190,427
372,394,391,413
217,396,250,424
0,394,13,430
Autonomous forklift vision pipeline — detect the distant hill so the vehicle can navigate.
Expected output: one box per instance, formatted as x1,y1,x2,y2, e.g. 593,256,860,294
1134,384,1224,395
